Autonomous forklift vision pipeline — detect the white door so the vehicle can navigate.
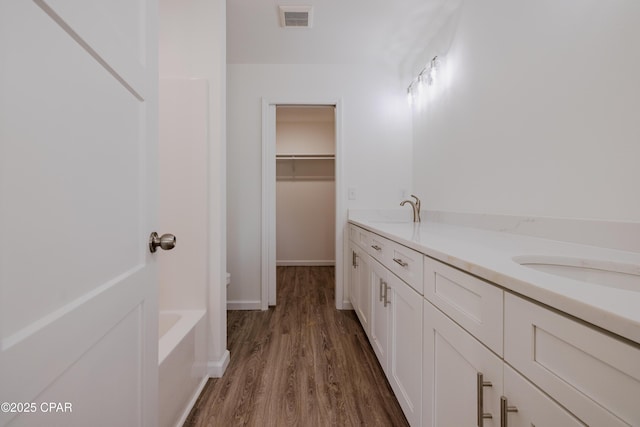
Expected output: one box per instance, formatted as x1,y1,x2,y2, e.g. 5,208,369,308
369,259,389,371
387,274,422,427
0,1,159,426
423,301,502,427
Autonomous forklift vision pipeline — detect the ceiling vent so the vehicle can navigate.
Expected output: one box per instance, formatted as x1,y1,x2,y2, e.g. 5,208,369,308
279,5,313,28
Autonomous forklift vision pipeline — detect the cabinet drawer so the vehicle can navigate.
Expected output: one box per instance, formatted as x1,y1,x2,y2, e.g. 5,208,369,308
349,224,359,243
367,233,390,264
505,293,640,427
388,240,423,295
349,225,371,250
424,257,503,355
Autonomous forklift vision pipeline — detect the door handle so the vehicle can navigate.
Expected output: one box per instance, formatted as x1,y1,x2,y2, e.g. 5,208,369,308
477,373,493,427
500,396,518,427
149,232,176,253
383,284,390,307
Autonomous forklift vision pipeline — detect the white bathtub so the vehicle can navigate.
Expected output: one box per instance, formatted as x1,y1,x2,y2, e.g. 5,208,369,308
158,310,208,427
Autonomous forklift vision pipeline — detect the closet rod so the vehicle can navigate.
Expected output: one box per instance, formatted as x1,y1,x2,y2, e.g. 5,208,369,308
276,154,335,160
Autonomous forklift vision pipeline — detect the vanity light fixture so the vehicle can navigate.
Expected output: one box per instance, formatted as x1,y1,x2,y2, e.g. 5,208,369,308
407,56,440,106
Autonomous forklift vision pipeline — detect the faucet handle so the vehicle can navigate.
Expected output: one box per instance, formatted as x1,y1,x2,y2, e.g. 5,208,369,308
410,194,421,210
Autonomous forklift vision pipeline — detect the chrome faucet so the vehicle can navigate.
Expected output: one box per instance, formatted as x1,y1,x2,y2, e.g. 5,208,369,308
400,194,421,223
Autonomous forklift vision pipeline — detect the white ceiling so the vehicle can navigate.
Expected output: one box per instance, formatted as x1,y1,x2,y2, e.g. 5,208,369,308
227,0,450,74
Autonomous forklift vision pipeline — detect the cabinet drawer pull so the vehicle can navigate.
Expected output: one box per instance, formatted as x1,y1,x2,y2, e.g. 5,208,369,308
477,373,493,427
500,396,518,427
371,244,382,251
379,279,384,302
393,257,408,267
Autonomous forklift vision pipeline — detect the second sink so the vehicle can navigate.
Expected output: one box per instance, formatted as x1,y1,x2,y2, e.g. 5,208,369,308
512,255,640,291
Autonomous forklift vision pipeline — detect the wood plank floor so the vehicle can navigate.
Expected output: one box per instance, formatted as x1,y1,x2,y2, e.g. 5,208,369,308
183,266,409,427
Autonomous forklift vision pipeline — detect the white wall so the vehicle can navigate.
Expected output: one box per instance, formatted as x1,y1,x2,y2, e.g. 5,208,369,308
227,63,412,305
276,108,335,154
158,79,209,310
411,0,640,222
276,108,335,265
159,0,228,374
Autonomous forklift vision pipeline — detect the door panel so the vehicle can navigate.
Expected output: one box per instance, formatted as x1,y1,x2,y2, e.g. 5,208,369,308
369,259,389,369
0,0,158,425
9,305,145,427
356,251,370,333
40,0,147,95
423,301,502,427
2,2,144,335
387,273,422,426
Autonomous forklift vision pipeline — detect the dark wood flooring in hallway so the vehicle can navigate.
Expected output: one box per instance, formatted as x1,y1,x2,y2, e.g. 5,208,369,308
183,266,409,427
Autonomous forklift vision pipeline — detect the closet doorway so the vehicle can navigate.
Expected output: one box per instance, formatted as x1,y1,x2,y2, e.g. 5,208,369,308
261,100,344,310
275,106,336,269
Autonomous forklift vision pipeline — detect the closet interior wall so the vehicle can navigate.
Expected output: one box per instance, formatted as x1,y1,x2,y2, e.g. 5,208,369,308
276,106,336,266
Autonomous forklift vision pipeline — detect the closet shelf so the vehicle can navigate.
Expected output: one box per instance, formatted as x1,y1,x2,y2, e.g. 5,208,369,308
276,175,335,181
276,154,335,160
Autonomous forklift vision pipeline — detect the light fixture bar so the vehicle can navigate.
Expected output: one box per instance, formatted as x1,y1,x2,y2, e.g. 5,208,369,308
407,56,440,106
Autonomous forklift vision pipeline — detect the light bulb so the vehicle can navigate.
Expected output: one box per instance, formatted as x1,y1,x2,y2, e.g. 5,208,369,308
430,56,439,84
418,75,426,95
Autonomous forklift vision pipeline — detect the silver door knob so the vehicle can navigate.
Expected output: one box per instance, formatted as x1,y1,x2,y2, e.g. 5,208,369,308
149,232,176,253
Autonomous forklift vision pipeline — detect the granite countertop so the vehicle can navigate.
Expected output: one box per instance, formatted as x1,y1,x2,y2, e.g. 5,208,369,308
348,217,640,346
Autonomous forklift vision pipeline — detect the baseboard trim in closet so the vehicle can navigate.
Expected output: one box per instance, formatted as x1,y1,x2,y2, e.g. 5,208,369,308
226,300,262,310
276,260,335,266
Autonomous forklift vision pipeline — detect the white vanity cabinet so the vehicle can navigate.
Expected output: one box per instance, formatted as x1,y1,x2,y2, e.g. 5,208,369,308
349,225,423,426
422,257,503,427
422,258,582,427
370,257,423,426
422,309,582,427
350,220,640,427
504,293,640,426
423,255,640,427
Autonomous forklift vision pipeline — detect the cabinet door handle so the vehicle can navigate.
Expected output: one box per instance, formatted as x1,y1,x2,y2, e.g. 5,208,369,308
500,396,518,427
383,284,390,307
379,279,384,302
477,373,493,427
371,244,381,251
352,250,356,267
393,257,408,267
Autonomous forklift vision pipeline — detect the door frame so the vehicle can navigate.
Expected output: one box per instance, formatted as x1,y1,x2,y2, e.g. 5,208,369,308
261,98,345,310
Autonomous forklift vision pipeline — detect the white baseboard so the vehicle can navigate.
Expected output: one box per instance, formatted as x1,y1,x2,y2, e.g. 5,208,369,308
341,300,353,310
276,260,335,266
173,375,209,427
207,349,230,378
226,300,262,310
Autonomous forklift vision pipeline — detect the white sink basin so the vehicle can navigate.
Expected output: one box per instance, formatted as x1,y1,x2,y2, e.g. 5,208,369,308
513,255,640,291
